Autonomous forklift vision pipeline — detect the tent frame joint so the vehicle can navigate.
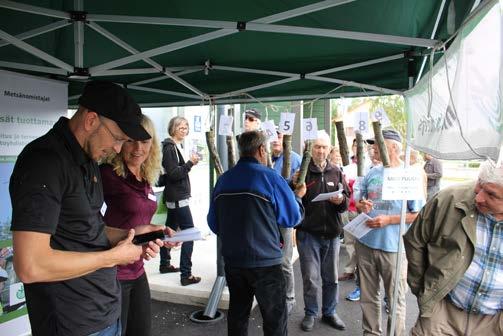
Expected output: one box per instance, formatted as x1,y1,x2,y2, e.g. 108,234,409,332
68,66,89,79
69,10,88,22
237,21,246,31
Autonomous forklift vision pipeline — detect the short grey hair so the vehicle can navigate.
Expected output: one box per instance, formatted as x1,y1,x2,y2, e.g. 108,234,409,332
238,131,267,158
167,116,189,137
478,160,503,186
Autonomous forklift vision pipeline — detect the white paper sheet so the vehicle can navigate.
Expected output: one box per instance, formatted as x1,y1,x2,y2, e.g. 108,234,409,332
164,227,203,243
311,189,343,202
343,213,373,239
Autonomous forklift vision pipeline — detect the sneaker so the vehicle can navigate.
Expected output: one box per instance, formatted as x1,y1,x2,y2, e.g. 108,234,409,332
181,275,201,286
346,286,361,301
300,315,315,332
159,265,180,274
321,314,346,330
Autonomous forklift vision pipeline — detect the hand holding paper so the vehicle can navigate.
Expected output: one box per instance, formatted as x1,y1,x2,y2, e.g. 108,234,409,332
343,213,374,239
164,227,204,243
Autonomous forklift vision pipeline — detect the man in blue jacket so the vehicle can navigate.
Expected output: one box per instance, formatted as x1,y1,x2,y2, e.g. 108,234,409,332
207,130,306,336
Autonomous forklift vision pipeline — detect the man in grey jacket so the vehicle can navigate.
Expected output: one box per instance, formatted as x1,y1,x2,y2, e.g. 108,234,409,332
404,160,503,335
423,153,442,201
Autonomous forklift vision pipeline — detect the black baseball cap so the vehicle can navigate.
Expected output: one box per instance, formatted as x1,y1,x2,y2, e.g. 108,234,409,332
245,108,261,120
78,81,151,141
367,129,402,144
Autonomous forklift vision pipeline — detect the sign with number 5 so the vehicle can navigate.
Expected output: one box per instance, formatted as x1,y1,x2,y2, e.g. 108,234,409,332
303,118,318,140
279,112,295,135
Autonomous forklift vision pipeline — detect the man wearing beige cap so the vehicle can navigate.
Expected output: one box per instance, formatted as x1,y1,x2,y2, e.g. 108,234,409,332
10,81,165,336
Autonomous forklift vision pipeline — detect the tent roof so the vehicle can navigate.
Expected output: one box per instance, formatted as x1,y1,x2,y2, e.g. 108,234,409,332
0,0,478,106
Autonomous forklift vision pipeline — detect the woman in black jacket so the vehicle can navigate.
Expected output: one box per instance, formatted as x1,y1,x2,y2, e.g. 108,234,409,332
158,116,201,286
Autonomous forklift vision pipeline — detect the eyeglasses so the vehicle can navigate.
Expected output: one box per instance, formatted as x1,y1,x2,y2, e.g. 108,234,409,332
245,116,257,122
100,118,127,146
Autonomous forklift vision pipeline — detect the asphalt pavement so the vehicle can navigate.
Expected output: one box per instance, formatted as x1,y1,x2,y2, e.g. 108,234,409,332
151,243,419,336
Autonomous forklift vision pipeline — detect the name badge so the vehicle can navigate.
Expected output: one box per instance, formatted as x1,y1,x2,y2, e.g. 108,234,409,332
148,194,157,202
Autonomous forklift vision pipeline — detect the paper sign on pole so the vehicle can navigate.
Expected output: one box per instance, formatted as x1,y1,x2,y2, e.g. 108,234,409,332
382,167,425,201
279,112,295,135
303,118,318,140
372,108,391,127
354,111,369,135
261,120,278,141
218,115,233,136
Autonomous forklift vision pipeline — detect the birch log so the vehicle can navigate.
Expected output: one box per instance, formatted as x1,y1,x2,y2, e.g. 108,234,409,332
372,121,390,167
281,134,292,179
335,121,350,166
205,129,224,177
296,140,313,185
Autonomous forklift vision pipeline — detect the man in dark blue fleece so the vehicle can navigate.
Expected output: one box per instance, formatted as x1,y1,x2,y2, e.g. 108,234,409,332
207,130,306,336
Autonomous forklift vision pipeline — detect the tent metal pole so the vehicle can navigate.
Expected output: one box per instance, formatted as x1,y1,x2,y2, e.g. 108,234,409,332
416,0,448,83
89,14,438,48
121,91,383,108
246,23,438,48
255,0,356,24
92,66,201,77
0,29,73,72
305,75,402,95
129,69,203,86
0,61,67,75
74,0,84,68
89,0,355,73
214,77,299,99
0,20,70,48
388,76,414,336
126,84,202,100
87,22,206,97
88,0,356,26
310,53,405,76
89,29,236,74
0,0,69,19
212,65,296,78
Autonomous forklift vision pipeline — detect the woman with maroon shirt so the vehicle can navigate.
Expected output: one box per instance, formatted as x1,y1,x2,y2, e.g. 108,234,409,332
101,115,174,336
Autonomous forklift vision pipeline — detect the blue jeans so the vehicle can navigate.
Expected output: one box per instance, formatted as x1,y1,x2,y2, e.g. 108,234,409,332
225,264,287,336
296,230,340,317
88,319,121,336
159,205,194,278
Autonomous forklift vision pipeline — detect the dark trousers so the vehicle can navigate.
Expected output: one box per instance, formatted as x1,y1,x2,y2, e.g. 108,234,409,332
225,264,288,336
119,272,151,336
159,205,195,278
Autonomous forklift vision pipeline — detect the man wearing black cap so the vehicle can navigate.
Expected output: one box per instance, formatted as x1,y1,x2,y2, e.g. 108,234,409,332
354,129,423,336
9,81,164,336
243,108,262,132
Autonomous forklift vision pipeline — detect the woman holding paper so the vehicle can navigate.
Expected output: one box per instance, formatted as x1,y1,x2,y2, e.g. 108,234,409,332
100,115,176,336
158,116,201,286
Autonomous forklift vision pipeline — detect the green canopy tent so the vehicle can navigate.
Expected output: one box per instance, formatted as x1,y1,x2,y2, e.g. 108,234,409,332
0,0,480,107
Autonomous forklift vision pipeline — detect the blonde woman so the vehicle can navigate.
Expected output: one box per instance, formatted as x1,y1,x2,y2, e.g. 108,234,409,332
158,116,201,286
101,115,175,336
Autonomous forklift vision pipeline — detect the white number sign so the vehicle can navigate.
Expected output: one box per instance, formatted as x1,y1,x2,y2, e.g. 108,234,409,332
303,118,318,140
218,115,234,136
372,108,391,127
279,112,295,135
354,111,369,135
261,120,278,141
